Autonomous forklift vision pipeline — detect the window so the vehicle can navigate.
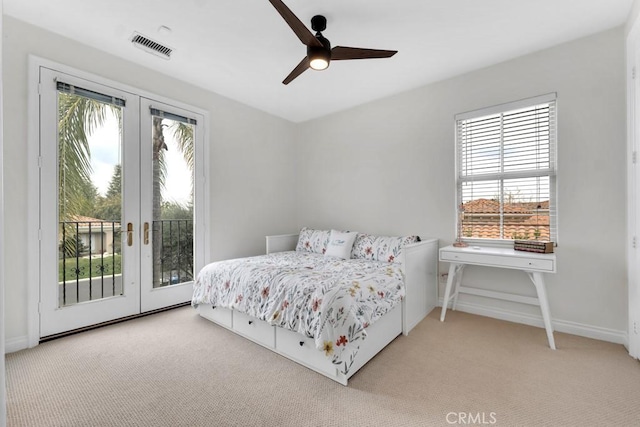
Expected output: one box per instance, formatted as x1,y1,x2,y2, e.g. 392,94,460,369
455,93,557,243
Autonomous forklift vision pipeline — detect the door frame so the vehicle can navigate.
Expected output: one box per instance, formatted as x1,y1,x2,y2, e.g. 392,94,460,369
627,20,640,359
1,1,6,423
27,56,210,346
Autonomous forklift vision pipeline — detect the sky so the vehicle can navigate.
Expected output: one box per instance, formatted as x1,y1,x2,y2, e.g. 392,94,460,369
88,110,192,206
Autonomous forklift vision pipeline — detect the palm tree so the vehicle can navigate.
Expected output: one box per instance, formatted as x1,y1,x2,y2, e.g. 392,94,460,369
152,117,194,287
58,93,118,258
58,93,115,222
58,93,194,285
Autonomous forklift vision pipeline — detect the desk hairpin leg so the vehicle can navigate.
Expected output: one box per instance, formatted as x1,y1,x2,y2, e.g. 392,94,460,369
526,271,556,350
440,245,557,350
451,266,465,311
440,263,556,350
440,263,465,322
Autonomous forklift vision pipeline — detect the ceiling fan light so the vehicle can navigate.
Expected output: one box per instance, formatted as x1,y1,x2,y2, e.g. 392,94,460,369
309,57,329,70
308,42,331,71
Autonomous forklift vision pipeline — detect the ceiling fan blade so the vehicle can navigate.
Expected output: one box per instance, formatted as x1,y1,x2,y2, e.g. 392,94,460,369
268,0,322,48
331,46,398,60
283,57,310,85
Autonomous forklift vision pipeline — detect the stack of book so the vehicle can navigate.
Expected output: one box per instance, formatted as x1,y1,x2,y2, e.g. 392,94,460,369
514,240,554,254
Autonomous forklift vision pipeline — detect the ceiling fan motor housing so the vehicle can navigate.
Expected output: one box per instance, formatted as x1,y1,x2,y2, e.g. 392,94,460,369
311,15,327,32
308,34,331,69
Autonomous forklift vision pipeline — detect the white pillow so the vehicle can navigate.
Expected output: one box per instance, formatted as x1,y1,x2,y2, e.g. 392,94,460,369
324,230,358,260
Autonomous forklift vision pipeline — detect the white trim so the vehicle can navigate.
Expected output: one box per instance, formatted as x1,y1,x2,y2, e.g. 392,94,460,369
26,56,212,344
627,17,640,359
0,1,6,423
27,57,41,348
458,168,555,183
455,92,557,121
199,104,211,274
5,336,30,354
439,298,628,346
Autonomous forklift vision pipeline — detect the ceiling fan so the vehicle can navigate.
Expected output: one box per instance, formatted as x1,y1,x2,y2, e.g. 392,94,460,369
268,0,398,85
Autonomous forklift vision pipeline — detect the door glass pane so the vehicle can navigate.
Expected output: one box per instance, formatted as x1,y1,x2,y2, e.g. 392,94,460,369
151,114,194,288
57,92,123,307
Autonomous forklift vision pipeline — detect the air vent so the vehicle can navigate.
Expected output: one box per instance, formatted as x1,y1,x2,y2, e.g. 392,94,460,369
131,32,172,60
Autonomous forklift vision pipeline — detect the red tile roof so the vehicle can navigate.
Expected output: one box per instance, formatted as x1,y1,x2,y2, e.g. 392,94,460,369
463,199,531,214
67,215,120,228
463,199,548,214
461,199,551,241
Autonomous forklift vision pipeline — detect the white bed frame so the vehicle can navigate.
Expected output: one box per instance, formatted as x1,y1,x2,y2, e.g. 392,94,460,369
197,234,438,385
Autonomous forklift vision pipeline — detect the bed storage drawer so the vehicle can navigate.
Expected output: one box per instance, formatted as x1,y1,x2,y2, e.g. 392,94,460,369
233,312,275,348
198,305,232,328
275,327,336,377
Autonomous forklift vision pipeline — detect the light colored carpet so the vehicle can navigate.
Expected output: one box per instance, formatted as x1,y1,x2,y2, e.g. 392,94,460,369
5,306,640,426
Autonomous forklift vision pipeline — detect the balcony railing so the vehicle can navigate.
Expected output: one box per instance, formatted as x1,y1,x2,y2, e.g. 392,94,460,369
153,219,194,288
58,219,193,306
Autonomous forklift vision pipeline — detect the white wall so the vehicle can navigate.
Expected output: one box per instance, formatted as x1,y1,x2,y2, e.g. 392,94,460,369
2,16,297,344
296,27,628,340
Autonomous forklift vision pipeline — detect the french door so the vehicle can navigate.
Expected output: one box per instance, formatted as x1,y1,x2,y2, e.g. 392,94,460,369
38,67,204,337
139,99,199,312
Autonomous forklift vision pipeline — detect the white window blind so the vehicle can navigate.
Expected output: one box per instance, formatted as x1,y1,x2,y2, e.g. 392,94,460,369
56,81,126,107
150,107,197,125
455,93,557,242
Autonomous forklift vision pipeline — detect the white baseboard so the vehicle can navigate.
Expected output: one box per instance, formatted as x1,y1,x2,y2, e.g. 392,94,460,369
439,298,628,346
6,303,628,352
5,336,29,354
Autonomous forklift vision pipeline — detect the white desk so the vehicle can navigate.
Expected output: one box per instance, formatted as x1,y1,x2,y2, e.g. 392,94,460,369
439,245,557,349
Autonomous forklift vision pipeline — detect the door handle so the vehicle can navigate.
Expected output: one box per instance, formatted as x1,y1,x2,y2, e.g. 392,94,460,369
127,222,134,247
144,222,150,245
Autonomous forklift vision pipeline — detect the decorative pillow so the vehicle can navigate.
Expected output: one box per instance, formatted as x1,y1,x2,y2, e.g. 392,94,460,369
351,234,420,264
324,230,358,260
295,227,331,254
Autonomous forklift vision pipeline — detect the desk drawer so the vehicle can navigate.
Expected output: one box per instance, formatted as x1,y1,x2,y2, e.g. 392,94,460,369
233,311,275,348
440,250,554,272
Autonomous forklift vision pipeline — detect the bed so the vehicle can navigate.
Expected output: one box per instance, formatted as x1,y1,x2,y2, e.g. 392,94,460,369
192,228,438,385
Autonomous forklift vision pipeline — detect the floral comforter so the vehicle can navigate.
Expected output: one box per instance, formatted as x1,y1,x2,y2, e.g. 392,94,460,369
192,251,405,374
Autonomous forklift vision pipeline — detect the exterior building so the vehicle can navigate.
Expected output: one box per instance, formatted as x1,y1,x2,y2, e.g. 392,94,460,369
462,199,551,241
60,216,121,256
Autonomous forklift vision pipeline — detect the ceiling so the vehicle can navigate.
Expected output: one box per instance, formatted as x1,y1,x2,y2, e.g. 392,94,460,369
4,0,634,123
